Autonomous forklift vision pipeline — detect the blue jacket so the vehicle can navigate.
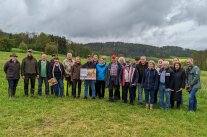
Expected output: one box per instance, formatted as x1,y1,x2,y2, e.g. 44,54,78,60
142,68,159,90
96,63,108,81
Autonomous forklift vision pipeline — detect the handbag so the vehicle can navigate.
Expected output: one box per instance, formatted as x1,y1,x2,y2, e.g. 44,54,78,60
48,77,57,86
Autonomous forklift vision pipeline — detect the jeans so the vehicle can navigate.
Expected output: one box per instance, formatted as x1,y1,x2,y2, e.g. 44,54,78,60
53,79,64,97
188,88,198,111
24,74,36,96
84,80,96,97
8,79,19,96
96,80,106,98
144,89,155,104
38,77,49,95
159,83,171,109
138,83,144,103
72,80,81,97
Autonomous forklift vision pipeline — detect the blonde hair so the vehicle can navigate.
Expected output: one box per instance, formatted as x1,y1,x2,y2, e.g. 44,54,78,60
148,60,155,68
118,57,125,63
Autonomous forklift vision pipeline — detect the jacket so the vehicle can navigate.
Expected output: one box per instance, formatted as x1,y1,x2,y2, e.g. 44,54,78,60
21,56,39,76
63,59,74,78
49,63,65,80
186,65,201,89
38,60,50,78
106,61,122,87
159,67,174,89
96,63,108,81
71,63,82,80
120,65,138,87
136,62,148,83
4,59,21,79
142,68,159,90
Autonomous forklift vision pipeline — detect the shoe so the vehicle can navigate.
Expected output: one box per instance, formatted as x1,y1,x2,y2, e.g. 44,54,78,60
84,96,88,99
92,97,96,99
145,104,149,109
150,104,153,110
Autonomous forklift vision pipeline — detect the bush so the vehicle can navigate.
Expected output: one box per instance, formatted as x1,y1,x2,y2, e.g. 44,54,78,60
19,42,28,51
45,42,58,55
0,38,14,52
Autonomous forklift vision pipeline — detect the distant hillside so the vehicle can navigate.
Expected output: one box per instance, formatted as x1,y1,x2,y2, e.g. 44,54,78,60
85,42,195,58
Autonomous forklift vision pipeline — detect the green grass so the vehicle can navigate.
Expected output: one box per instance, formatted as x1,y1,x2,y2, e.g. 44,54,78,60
0,51,207,137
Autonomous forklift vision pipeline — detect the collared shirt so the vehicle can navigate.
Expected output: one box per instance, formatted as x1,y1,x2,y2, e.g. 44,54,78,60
110,63,118,76
160,70,166,83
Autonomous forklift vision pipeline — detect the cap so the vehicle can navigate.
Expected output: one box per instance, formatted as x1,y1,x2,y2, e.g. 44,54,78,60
111,54,117,59
10,53,18,57
27,49,33,52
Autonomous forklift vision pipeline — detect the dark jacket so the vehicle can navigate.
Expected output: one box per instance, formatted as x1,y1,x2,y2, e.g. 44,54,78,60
142,68,159,90
82,61,96,69
38,60,50,78
106,61,122,87
120,65,138,87
71,63,82,80
21,56,39,76
136,62,148,83
171,68,186,101
4,59,21,79
49,63,65,80
159,68,174,89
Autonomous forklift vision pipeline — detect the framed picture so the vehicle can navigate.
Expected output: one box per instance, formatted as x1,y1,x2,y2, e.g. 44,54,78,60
80,68,96,80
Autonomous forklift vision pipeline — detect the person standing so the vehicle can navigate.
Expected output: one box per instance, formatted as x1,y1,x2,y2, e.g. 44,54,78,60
132,57,140,100
71,56,82,98
137,56,148,104
38,54,50,96
171,62,186,109
63,53,74,96
50,54,56,95
96,57,108,99
49,57,65,97
120,58,138,105
154,59,163,103
142,60,159,109
186,58,201,112
82,55,96,99
106,54,122,102
158,61,174,109
21,49,39,96
118,57,126,100
4,53,20,97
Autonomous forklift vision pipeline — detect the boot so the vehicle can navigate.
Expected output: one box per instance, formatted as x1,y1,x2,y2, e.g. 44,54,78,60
150,104,153,110
146,104,149,109
12,88,16,96
8,88,12,97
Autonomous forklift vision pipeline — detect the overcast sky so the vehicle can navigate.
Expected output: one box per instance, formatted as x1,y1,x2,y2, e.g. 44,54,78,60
0,0,207,50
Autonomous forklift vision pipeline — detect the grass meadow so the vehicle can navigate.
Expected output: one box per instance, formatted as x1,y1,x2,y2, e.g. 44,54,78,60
0,51,207,137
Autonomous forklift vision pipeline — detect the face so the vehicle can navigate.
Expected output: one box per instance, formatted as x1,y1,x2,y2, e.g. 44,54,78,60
41,54,47,61
186,59,193,66
93,55,98,62
87,57,92,62
54,59,59,64
112,58,116,63
100,58,104,64
126,61,131,66
148,63,154,69
140,56,146,64
76,57,81,64
27,51,33,56
11,56,17,61
175,63,180,70
120,58,124,64
135,60,139,64
67,53,72,60
163,62,169,69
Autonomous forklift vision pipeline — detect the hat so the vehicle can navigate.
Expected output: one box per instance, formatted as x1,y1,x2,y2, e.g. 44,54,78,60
27,49,33,52
134,57,139,61
87,55,92,58
10,53,18,57
52,54,56,57
111,54,117,59
126,58,131,63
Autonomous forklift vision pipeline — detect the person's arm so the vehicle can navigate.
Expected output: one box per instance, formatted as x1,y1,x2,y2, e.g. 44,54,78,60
170,70,175,90
119,68,123,86
21,59,25,77
141,70,146,88
154,70,159,90
36,60,39,78
181,70,186,89
4,62,8,74
134,68,139,85
71,65,74,80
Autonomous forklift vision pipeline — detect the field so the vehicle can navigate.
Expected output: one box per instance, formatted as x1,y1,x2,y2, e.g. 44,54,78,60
0,51,207,137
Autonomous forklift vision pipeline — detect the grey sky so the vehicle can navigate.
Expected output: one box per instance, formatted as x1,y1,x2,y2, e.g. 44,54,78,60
0,0,207,50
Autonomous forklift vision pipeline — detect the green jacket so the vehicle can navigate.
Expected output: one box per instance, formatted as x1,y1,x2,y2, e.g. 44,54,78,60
21,56,39,76
186,65,201,89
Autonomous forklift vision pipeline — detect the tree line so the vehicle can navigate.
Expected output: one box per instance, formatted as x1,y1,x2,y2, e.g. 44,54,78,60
192,50,207,71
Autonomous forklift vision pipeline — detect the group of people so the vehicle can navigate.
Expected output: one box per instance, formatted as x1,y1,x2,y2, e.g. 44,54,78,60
4,49,201,112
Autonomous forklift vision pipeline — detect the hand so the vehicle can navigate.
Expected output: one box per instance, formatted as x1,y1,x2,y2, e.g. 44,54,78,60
180,88,183,90
37,75,39,79
22,76,25,79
